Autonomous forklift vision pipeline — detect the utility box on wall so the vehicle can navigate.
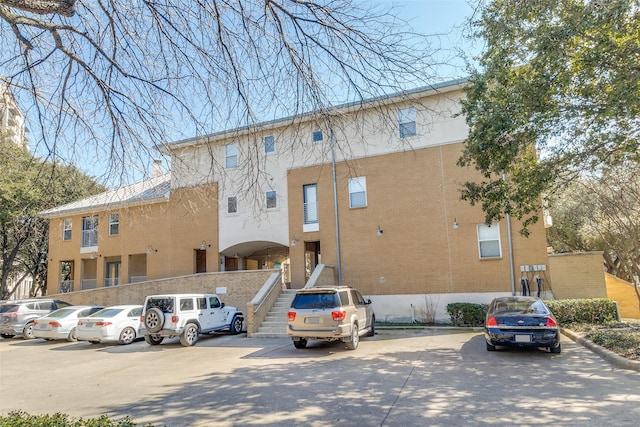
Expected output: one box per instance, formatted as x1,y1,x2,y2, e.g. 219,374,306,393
548,252,607,299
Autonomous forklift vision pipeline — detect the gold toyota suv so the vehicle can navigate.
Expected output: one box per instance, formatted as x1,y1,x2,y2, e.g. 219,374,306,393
286,286,375,350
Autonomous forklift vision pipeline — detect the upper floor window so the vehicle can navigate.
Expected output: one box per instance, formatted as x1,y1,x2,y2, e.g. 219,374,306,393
264,135,275,154
227,196,237,214
63,219,72,241
82,215,99,248
225,143,238,168
266,190,277,209
398,107,417,138
312,130,323,142
303,184,318,225
109,213,119,236
477,223,502,259
348,177,367,208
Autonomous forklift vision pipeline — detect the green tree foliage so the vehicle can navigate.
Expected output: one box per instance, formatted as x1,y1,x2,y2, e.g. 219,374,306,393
459,0,640,232
0,142,104,299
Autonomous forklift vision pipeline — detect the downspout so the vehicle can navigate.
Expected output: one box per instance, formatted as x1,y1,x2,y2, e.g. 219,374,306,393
330,126,342,285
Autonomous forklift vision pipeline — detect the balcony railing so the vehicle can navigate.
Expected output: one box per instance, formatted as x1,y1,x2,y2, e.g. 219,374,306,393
104,277,119,287
59,280,74,293
129,275,148,284
81,279,97,290
82,230,98,247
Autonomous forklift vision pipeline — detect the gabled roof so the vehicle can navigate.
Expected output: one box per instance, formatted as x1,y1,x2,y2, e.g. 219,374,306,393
38,173,171,218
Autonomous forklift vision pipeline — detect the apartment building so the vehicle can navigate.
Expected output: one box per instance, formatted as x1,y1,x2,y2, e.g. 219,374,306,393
40,79,550,320
0,83,27,149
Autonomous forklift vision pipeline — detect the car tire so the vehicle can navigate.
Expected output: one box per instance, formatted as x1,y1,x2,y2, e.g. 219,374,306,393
345,323,359,350
22,322,35,339
67,327,78,342
293,338,307,349
486,341,496,351
180,323,199,346
1,334,15,339
144,308,165,333
119,327,136,345
550,344,562,354
145,334,164,345
229,315,243,335
367,315,376,337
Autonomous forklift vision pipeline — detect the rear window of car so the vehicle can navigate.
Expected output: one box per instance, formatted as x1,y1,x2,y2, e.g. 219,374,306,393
494,300,549,315
146,298,175,313
0,304,19,313
91,308,123,318
48,308,77,318
291,292,340,309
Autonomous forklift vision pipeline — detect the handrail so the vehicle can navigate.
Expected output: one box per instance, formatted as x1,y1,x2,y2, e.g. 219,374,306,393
251,272,282,313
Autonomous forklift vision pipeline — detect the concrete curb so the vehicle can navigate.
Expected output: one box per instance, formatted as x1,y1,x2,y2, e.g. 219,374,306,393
562,328,640,372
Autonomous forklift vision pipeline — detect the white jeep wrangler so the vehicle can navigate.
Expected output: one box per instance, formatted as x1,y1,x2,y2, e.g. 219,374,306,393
142,294,244,346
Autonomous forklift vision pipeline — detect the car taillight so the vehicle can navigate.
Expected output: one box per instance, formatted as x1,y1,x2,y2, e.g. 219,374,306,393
5,312,18,317
140,316,144,322
33,320,39,325
49,321,62,328
171,315,179,323
486,316,498,327
332,311,346,322
546,317,558,327
77,321,83,326
287,312,296,322
96,321,112,327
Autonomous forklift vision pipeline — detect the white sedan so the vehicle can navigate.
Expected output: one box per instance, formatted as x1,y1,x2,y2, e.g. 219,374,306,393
76,305,144,345
33,306,104,342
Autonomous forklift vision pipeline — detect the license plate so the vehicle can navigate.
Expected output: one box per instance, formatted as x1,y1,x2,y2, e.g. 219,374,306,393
515,334,531,343
304,317,319,324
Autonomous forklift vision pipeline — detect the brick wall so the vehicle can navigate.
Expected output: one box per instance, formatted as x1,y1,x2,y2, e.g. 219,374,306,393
548,252,607,299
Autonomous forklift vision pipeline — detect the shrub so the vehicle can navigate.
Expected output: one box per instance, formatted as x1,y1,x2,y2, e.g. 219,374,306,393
0,411,148,426
446,303,487,326
544,298,618,325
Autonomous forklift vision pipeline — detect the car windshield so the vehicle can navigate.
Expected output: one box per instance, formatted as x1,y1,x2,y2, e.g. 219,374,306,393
292,293,340,309
90,308,123,318
494,300,549,315
146,298,174,313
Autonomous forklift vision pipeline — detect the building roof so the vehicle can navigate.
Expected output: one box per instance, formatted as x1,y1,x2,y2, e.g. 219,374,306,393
38,173,171,218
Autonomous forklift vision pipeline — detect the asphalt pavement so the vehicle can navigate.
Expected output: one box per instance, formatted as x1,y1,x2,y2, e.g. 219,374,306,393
2,328,640,426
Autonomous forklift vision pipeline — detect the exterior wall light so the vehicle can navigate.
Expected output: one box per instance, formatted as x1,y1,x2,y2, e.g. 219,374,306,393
453,218,459,229
376,225,383,236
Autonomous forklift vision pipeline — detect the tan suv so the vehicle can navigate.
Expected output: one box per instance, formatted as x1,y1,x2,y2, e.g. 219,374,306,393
286,286,375,350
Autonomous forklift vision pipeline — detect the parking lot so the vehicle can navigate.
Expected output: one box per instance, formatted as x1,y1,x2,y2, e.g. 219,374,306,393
2,329,640,426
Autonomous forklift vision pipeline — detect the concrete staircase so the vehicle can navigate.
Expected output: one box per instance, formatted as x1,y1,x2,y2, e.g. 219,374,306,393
251,289,297,338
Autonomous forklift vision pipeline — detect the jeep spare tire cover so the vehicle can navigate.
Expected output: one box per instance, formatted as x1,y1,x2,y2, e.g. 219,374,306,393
145,308,165,333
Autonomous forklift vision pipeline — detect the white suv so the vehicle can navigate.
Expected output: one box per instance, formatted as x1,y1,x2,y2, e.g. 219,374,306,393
142,294,244,346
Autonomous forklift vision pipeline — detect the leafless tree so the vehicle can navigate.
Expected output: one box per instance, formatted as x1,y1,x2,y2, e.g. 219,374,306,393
1,0,445,186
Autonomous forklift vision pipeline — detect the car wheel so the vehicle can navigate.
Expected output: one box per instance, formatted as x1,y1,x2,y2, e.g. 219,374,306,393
180,323,199,346
293,338,307,349
144,308,165,333
1,334,15,339
345,323,359,350
145,334,164,345
119,327,136,345
22,322,35,339
367,315,376,337
230,315,243,335
486,341,496,351
550,344,562,354
67,327,78,342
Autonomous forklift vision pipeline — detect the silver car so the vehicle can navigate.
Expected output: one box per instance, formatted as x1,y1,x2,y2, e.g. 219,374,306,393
0,299,73,339
286,286,375,350
33,306,104,342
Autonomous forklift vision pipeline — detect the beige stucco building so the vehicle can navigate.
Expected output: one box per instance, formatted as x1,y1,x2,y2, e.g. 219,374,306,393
40,79,551,321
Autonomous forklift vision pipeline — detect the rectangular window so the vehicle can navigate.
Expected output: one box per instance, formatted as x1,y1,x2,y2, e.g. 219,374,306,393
264,135,275,153
398,107,417,138
312,130,323,142
477,223,502,259
63,219,72,241
82,215,99,248
227,196,237,214
303,184,318,224
109,213,119,236
225,143,238,168
266,190,277,209
348,177,367,208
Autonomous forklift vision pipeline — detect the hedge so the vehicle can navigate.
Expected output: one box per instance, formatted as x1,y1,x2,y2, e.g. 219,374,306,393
0,412,155,427
544,298,619,325
446,302,487,326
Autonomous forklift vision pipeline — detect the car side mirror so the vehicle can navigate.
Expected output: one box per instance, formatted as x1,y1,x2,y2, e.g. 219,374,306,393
221,302,225,308
366,299,372,305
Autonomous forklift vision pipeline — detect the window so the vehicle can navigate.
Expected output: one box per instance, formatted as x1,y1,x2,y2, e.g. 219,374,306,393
225,143,238,168
63,219,72,241
82,215,98,247
227,196,237,214
264,135,275,153
348,177,367,208
303,184,318,224
477,223,502,259
398,107,417,138
312,130,323,142
109,213,119,236
266,190,277,209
